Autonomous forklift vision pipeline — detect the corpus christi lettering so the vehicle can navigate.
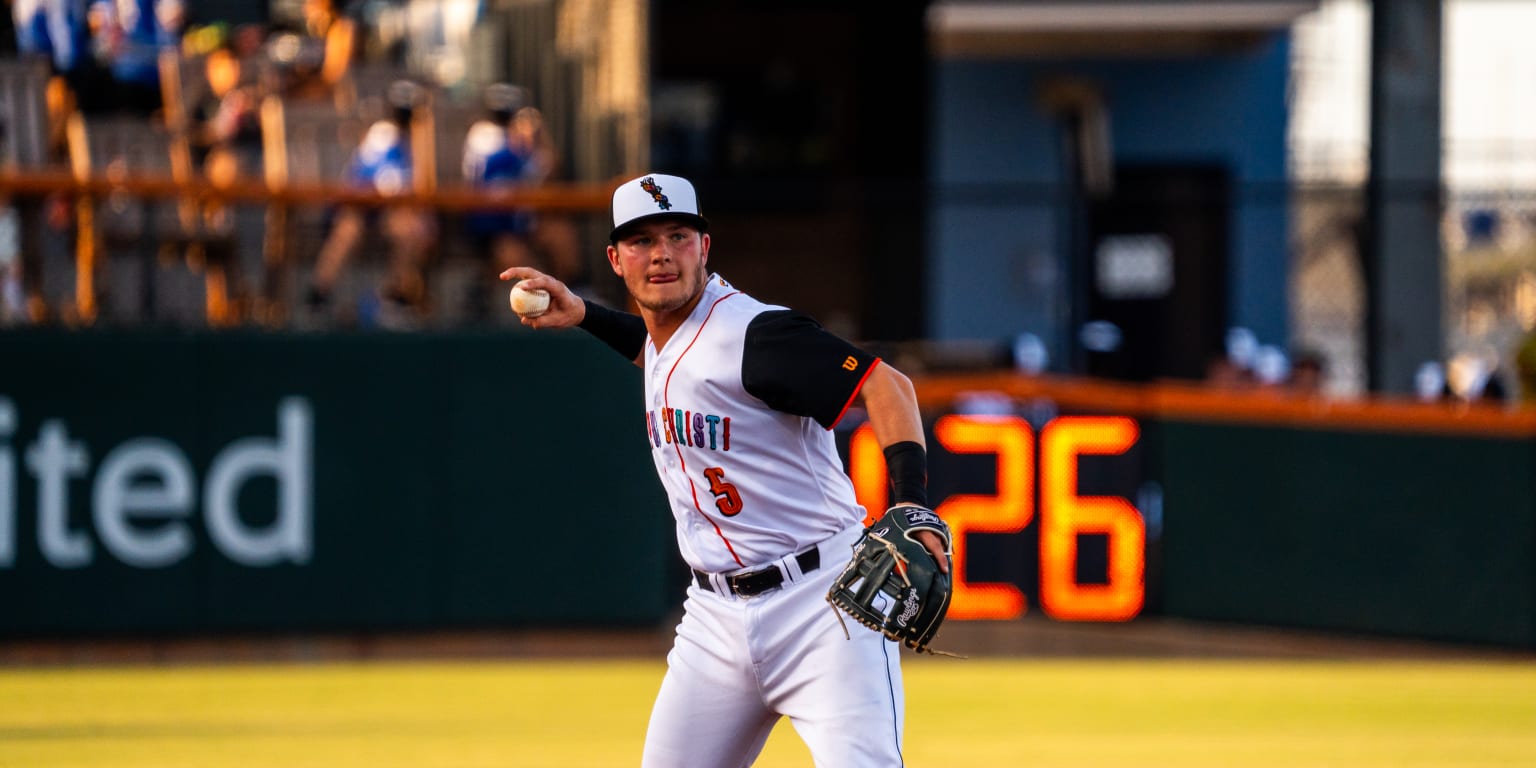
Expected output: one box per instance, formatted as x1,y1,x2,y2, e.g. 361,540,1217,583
646,407,731,451
0,397,314,569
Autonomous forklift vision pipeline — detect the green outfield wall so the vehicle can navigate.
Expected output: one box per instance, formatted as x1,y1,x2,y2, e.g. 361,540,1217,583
1154,420,1536,647
0,330,673,634
3,331,1534,649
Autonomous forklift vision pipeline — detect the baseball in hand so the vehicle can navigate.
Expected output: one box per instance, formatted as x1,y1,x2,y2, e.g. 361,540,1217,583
509,282,550,317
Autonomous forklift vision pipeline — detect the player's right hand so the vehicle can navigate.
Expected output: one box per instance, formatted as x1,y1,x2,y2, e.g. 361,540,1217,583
499,267,585,330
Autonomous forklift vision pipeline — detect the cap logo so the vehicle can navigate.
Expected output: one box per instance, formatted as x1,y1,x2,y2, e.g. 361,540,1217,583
639,177,672,211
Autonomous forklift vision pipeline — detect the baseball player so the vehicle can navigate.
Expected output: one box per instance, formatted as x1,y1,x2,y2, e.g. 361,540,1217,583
501,173,948,767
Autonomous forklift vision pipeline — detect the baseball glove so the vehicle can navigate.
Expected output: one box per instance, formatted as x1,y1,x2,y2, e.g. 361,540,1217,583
827,504,954,654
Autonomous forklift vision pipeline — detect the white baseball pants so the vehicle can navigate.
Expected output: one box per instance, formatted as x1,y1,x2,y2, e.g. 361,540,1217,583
641,525,905,767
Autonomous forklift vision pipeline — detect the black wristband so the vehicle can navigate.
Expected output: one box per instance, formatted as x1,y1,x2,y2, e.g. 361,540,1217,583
883,440,928,507
578,300,647,361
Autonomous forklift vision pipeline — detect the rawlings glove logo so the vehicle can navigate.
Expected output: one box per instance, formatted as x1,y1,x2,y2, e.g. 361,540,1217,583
902,507,943,528
895,587,921,627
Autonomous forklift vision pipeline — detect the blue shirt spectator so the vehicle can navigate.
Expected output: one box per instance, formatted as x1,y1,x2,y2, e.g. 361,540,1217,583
462,118,532,236
347,118,412,193
87,0,181,113
13,0,89,73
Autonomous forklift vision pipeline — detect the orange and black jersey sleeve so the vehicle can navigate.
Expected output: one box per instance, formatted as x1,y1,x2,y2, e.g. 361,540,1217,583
742,310,879,429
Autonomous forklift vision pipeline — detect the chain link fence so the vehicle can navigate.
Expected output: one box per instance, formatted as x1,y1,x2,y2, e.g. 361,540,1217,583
1290,181,1536,400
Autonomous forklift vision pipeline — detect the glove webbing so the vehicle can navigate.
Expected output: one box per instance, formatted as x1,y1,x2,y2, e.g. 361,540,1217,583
827,535,966,658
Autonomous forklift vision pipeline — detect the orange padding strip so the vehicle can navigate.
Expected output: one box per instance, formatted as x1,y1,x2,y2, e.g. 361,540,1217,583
911,373,1536,439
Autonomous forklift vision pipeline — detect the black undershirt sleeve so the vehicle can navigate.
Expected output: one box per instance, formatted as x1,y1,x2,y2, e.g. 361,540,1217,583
578,300,647,362
742,310,879,429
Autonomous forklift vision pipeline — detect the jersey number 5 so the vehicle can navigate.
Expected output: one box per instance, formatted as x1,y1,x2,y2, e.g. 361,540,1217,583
703,467,744,516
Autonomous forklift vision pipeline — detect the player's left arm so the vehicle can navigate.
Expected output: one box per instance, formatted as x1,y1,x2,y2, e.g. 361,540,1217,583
857,362,950,574
857,362,923,452
741,310,948,572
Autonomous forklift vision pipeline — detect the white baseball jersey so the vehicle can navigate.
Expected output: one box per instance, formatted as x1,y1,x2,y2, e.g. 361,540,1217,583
637,272,907,768
642,273,877,574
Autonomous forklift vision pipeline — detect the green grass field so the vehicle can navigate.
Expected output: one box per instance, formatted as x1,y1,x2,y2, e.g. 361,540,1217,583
2,657,1534,767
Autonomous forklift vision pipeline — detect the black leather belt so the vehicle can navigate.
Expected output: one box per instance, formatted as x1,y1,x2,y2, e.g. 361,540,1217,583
694,547,821,597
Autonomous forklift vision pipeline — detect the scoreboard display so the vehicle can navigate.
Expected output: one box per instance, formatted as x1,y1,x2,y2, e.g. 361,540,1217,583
838,407,1154,622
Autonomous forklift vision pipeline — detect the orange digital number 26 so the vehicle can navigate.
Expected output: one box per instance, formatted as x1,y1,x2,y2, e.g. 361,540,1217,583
849,414,1144,623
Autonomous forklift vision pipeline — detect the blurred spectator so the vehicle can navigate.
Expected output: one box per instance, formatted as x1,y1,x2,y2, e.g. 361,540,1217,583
1445,351,1508,405
1288,349,1326,396
462,82,533,281
14,0,83,70
509,104,582,286
6,4,74,325
227,20,267,60
1414,361,1447,402
1251,344,1290,391
85,0,184,117
185,32,269,319
1204,353,1256,390
190,39,263,181
13,0,114,113
306,79,435,328
1224,327,1258,370
303,0,354,87
461,84,583,317
269,0,354,103
1480,370,1509,404
1011,332,1048,374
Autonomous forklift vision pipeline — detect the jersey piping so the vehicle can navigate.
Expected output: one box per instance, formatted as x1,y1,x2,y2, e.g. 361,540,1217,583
663,289,747,568
829,358,882,430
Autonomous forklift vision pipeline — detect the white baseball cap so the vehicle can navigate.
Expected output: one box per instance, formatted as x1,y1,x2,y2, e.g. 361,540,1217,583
610,173,709,241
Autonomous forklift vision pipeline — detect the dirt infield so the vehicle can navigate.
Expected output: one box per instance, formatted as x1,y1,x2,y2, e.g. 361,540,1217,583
2,616,1530,667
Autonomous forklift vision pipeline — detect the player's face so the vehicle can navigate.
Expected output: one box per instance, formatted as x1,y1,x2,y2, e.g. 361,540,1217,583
607,220,710,315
